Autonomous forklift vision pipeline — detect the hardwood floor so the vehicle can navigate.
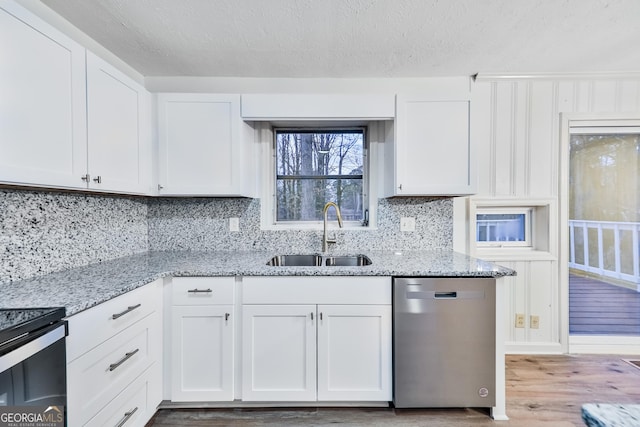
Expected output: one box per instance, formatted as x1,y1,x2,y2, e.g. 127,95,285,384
570,274,640,335
148,354,640,426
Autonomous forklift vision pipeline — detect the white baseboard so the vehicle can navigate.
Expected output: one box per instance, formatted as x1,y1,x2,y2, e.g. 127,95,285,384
569,335,640,355
505,341,563,354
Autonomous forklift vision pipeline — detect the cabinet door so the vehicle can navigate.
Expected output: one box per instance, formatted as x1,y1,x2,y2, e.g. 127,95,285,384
171,305,234,401
317,305,392,401
392,97,474,196
86,51,151,194
158,93,249,196
0,2,87,189
242,305,316,401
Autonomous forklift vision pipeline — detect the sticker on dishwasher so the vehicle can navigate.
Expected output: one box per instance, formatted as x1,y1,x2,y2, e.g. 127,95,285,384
0,405,64,427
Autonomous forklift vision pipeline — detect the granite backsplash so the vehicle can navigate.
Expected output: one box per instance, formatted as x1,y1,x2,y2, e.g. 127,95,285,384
147,197,453,252
1,188,453,283
0,189,149,283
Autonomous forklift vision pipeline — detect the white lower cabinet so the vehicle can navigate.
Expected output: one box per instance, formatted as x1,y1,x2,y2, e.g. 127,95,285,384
242,305,317,401
85,362,161,427
241,277,392,403
171,305,234,401
66,279,162,427
317,305,392,401
170,277,235,402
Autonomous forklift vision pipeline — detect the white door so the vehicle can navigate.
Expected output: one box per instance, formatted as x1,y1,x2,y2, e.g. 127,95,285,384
157,93,242,195
393,97,473,196
242,305,316,401
317,305,392,401
171,305,234,401
86,52,150,194
0,2,87,189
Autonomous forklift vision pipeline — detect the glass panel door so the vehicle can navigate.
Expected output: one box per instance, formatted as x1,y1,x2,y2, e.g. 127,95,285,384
569,130,640,336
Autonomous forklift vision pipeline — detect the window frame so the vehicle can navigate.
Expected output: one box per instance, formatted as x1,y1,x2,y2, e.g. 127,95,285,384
265,125,372,229
273,127,367,225
475,207,533,248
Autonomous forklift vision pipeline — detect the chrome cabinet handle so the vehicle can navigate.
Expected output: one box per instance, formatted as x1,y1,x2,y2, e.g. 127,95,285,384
115,407,138,427
109,348,139,372
398,184,403,190
320,312,323,321
158,184,164,190
81,174,90,182
225,313,230,321
112,304,141,320
187,288,212,293
310,312,314,321
93,175,102,183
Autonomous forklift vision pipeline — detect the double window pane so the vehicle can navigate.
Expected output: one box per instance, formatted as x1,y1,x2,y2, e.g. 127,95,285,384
275,130,364,222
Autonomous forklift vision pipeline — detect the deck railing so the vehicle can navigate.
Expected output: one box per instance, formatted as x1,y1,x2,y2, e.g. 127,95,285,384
569,220,640,285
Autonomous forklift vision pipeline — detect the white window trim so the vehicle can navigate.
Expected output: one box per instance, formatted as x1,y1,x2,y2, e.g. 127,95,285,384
476,207,532,248
468,197,556,261
559,113,640,354
258,121,381,231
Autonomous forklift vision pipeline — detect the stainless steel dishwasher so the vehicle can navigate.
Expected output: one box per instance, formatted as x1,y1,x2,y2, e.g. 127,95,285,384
393,277,496,408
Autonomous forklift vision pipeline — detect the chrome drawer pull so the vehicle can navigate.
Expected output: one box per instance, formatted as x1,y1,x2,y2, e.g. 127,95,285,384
112,304,141,320
187,288,212,293
109,348,139,372
115,406,138,427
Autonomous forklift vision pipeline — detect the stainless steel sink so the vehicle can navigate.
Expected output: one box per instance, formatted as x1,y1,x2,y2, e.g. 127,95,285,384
266,254,372,267
324,255,372,266
266,254,323,266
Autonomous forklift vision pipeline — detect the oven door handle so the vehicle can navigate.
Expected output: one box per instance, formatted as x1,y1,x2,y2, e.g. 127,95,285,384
0,322,66,372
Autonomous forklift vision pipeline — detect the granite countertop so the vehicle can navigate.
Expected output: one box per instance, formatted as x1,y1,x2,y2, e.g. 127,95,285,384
0,250,515,317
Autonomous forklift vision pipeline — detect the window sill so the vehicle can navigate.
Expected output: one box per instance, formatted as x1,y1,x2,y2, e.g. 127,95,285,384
260,222,376,231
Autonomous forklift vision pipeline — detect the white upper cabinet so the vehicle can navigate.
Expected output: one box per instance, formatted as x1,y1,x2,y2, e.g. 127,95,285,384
385,84,476,196
0,1,87,189
241,94,395,120
0,2,152,194
86,52,152,194
158,93,254,196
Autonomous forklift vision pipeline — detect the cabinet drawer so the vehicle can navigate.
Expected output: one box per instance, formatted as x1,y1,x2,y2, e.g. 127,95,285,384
67,311,160,426
172,277,234,305
84,363,159,427
66,279,162,362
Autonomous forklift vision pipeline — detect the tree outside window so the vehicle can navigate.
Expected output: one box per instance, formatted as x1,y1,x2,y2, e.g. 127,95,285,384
275,129,365,222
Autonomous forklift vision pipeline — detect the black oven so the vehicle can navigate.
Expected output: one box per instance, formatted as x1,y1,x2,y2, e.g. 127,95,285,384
0,308,67,423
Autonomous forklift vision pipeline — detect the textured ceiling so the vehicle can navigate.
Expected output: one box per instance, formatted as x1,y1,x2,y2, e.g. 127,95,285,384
40,0,640,78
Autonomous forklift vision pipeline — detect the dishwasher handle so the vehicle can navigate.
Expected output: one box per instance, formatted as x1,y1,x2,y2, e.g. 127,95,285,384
406,290,484,300
435,291,457,299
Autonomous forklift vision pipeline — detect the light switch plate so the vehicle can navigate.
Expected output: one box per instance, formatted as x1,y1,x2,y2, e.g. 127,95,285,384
400,217,416,232
229,217,240,232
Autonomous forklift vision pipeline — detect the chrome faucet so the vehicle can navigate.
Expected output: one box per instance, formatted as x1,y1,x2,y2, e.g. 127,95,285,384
322,202,343,253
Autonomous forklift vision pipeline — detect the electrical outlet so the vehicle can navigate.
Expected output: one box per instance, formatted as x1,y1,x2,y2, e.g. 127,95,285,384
530,315,540,329
515,313,525,328
400,217,416,232
229,217,240,232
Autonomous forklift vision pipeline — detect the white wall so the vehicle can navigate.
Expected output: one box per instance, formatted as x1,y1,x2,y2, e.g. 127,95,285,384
465,74,640,353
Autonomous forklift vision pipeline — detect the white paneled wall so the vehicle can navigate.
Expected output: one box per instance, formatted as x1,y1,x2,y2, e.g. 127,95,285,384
465,75,640,353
